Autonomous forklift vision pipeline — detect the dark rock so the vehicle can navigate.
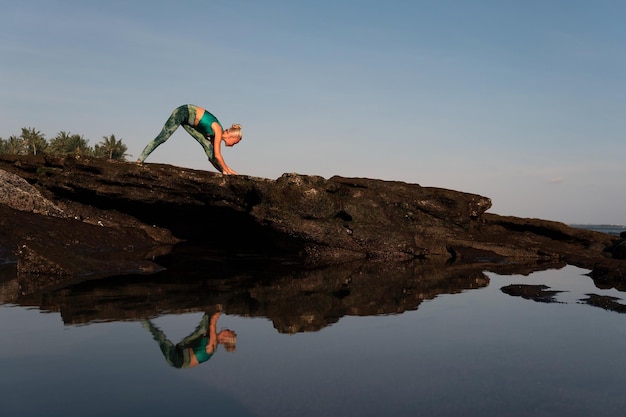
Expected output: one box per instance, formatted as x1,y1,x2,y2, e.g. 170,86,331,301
579,294,626,314
0,169,64,217
500,284,564,303
0,203,170,291
600,237,626,260
0,154,624,287
613,241,626,260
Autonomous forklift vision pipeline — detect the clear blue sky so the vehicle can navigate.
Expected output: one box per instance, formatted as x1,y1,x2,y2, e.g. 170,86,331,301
1,0,624,224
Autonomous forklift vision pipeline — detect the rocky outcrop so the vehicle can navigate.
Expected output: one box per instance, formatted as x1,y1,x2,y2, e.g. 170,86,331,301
0,169,64,217
0,203,172,290
0,154,624,288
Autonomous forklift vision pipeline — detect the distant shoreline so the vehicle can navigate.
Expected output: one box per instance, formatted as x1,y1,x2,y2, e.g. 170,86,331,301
570,224,625,236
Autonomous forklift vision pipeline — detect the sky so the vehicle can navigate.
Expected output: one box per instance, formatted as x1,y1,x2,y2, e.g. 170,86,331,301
1,0,624,225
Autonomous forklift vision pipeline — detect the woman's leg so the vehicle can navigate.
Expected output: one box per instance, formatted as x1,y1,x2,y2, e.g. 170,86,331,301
141,320,184,368
178,313,211,345
181,125,225,172
137,105,190,162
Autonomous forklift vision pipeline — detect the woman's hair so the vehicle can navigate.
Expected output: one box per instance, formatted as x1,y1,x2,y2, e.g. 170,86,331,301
220,329,237,352
225,123,242,139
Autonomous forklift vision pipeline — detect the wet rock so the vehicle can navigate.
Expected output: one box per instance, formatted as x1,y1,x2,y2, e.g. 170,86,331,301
0,154,624,286
0,201,170,289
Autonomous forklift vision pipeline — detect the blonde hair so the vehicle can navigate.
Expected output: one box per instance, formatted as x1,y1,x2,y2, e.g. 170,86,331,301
219,329,237,352
225,123,242,139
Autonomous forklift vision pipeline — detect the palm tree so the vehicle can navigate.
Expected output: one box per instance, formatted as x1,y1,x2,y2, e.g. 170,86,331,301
95,134,128,160
68,133,93,156
0,135,27,155
49,131,93,156
20,127,47,155
48,131,73,155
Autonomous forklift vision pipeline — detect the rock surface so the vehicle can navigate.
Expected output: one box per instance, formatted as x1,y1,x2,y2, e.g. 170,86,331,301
0,169,65,217
0,154,625,287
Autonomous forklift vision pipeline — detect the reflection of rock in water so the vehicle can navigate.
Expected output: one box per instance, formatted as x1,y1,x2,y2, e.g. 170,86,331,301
588,273,626,293
3,239,587,333
249,261,491,334
579,294,626,314
0,263,18,302
500,284,564,304
500,284,626,315
8,257,493,332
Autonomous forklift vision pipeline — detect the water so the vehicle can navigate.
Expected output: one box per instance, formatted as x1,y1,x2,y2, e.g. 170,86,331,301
2,237,626,416
570,224,625,236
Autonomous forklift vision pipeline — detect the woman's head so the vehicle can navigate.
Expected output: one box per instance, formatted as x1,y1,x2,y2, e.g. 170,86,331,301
217,329,237,352
223,123,242,146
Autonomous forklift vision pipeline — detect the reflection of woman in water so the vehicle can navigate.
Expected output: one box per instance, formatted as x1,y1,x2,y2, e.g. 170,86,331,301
142,312,237,369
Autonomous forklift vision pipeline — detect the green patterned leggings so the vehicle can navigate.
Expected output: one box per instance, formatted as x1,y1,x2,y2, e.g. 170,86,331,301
138,105,223,172
141,313,212,369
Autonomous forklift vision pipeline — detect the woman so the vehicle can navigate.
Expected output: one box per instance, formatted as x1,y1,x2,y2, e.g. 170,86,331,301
141,311,237,369
137,104,241,175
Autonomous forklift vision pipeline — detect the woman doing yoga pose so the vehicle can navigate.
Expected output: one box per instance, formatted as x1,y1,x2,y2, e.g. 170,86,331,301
137,104,242,175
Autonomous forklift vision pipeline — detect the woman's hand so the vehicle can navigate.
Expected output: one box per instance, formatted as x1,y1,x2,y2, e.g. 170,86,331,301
211,122,238,175
222,166,238,175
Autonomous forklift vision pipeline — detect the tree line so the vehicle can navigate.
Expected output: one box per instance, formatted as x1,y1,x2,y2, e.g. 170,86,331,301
0,127,129,160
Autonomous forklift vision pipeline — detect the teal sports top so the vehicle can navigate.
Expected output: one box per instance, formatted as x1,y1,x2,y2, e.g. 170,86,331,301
191,337,213,364
196,111,223,137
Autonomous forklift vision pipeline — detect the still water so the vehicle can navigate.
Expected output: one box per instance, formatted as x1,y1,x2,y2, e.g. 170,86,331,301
2,254,626,416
